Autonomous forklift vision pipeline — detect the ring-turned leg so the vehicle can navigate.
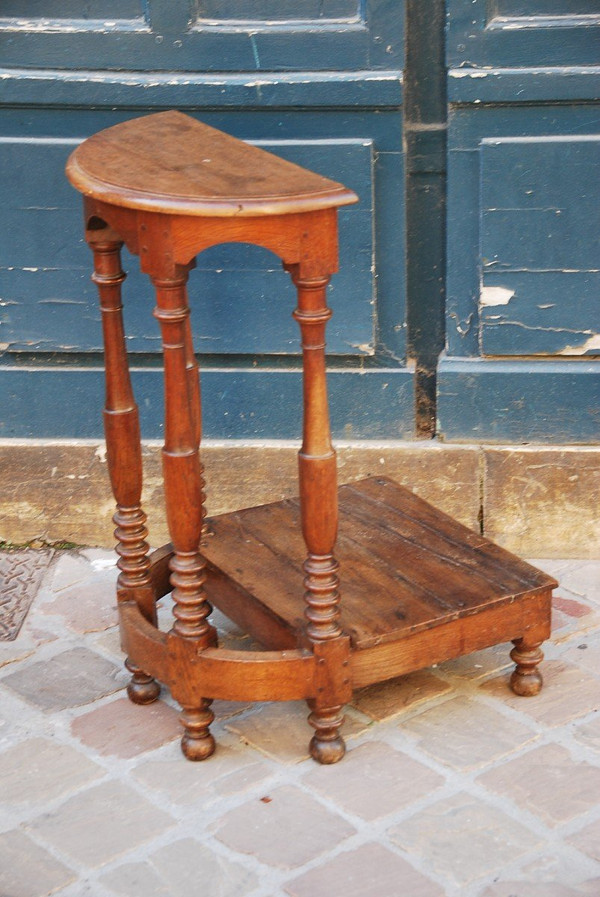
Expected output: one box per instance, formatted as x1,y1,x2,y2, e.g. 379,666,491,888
90,235,159,704
153,269,217,760
291,267,348,764
510,638,544,696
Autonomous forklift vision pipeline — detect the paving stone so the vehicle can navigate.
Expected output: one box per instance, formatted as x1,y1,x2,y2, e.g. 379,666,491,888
39,577,118,633
481,883,593,897
133,743,271,805
388,792,540,886
0,625,57,669
0,829,75,897
2,646,124,711
557,562,600,605
478,743,600,827
0,737,104,803
93,625,122,659
302,741,444,821
518,851,598,887
573,714,600,753
400,695,537,769
100,838,258,897
437,642,512,680
225,701,368,763
568,817,600,863
481,660,600,728
71,696,179,758
284,842,444,897
49,553,95,592
551,596,600,643
214,784,356,869
553,596,595,620
351,670,451,720
561,639,600,676
27,780,175,867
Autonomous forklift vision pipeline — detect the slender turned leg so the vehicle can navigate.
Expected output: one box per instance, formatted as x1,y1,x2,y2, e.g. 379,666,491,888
510,639,544,696
291,269,347,764
153,270,217,760
91,238,159,705
183,313,211,541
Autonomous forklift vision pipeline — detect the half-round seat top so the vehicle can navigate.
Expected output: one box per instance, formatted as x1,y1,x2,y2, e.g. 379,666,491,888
66,110,358,217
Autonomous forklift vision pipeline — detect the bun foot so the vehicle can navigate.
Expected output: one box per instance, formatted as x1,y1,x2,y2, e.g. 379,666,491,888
308,703,346,764
309,733,346,765
125,659,161,704
180,702,216,761
510,640,544,697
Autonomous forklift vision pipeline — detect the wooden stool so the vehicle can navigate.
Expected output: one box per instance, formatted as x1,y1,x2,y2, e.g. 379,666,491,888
66,111,556,764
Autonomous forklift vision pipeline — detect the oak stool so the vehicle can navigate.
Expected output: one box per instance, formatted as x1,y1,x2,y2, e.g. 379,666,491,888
66,111,556,764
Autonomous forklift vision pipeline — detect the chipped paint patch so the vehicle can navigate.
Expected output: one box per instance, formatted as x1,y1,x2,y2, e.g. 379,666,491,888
558,334,600,356
480,286,515,307
94,444,107,463
449,70,490,78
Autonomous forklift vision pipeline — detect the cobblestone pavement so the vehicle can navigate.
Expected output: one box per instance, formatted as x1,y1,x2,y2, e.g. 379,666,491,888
1,551,599,897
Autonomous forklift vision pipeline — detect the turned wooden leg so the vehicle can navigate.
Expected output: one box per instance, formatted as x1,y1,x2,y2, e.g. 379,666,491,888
90,234,159,704
153,269,217,759
510,638,544,696
291,267,347,764
180,700,215,761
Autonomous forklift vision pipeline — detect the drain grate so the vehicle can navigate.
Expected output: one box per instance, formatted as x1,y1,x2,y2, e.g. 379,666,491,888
0,551,53,641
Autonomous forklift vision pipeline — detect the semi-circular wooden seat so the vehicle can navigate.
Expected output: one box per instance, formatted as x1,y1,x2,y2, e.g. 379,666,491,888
66,111,555,764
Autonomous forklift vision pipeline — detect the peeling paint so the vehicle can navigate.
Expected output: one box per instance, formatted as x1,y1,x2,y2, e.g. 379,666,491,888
558,334,600,356
346,341,374,355
480,286,515,307
449,70,489,79
94,444,107,463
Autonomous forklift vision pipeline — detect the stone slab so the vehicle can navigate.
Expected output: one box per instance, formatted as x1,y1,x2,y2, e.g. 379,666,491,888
0,829,75,897
0,442,480,547
225,701,368,764
388,792,541,886
302,741,444,821
0,737,103,804
568,816,600,864
100,838,258,897
2,646,124,711
400,695,538,770
478,743,600,827
481,660,600,728
351,670,451,720
214,784,356,869
3,441,598,557
71,696,179,758
482,884,597,897
27,780,175,867
133,743,271,805
285,842,444,897
484,447,600,559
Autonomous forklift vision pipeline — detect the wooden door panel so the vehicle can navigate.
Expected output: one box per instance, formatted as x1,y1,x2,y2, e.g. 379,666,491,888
0,0,402,71
448,0,600,67
479,138,600,357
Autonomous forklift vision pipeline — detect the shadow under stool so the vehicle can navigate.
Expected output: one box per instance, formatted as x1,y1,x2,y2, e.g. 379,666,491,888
66,110,557,764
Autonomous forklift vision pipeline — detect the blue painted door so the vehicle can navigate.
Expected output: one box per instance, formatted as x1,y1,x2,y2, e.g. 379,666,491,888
0,2,410,439
440,1,600,442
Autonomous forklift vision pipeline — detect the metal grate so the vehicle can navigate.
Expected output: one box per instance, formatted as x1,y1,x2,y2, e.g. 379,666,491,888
0,551,53,641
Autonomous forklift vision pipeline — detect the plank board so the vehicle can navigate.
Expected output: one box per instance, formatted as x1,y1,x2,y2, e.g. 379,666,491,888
202,477,556,649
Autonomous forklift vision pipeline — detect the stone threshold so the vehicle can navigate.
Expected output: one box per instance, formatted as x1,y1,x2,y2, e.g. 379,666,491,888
0,440,598,559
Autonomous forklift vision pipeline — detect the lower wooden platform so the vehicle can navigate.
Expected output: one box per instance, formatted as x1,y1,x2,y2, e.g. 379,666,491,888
119,476,556,761
200,477,556,678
